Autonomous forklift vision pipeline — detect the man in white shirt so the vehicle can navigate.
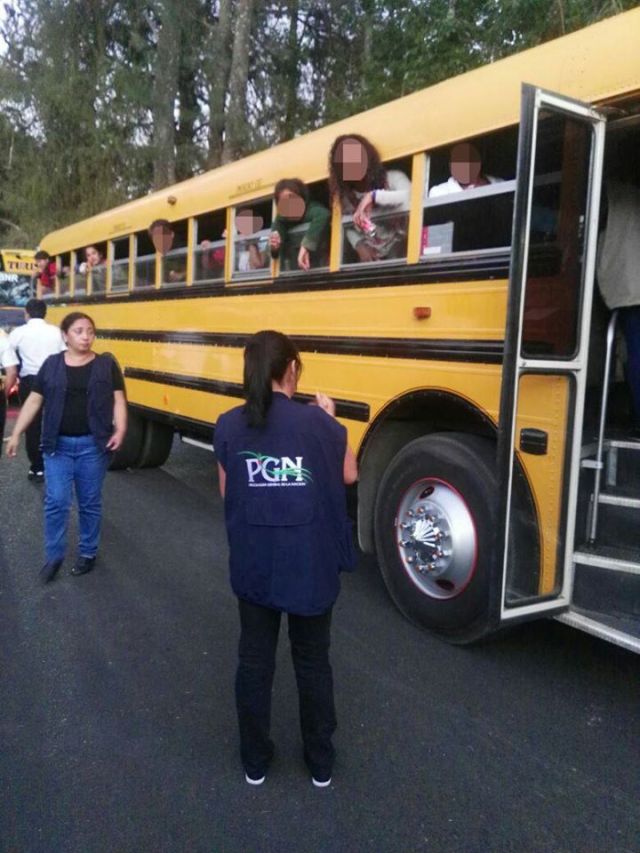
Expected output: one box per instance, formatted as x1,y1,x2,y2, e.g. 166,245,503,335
9,298,64,479
0,329,19,459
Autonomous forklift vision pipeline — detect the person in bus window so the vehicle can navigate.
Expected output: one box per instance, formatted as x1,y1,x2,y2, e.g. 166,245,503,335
78,245,105,275
269,178,330,271
428,142,503,197
77,244,107,293
235,209,269,272
199,237,226,277
328,134,411,263
148,219,186,283
33,250,60,298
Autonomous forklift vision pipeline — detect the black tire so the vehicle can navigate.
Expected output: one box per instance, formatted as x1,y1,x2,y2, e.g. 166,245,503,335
136,419,173,468
109,407,146,471
374,432,497,644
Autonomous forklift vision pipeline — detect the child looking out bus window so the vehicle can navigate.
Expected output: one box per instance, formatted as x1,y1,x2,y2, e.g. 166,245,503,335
269,179,330,271
328,134,411,263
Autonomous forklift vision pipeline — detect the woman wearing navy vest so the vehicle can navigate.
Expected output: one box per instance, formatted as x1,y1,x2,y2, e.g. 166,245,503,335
7,312,127,582
214,330,358,787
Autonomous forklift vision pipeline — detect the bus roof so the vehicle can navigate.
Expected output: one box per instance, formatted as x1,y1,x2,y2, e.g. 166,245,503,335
41,7,640,254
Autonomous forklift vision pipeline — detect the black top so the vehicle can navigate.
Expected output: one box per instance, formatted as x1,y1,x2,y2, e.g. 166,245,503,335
34,357,124,436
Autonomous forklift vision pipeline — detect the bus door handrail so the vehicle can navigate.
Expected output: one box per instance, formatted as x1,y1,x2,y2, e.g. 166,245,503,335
588,309,618,545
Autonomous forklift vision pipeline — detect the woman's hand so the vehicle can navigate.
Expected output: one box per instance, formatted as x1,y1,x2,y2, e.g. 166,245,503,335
297,245,310,271
6,433,20,457
106,430,126,452
353,192,374,230
314,392,336,417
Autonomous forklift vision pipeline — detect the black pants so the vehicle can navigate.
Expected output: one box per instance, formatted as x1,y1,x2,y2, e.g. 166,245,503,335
19,374,43,473
235,599,336,780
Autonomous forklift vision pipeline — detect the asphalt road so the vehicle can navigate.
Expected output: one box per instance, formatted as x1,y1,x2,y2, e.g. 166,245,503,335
1,418,639,853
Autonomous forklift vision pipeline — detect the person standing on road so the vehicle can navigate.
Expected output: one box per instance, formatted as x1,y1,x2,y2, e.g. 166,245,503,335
9,298,65,481
214,330,358,788
6,312,127,583
0,329,19,456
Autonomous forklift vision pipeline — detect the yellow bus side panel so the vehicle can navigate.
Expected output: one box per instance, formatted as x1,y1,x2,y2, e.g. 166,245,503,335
514,373,571,596
47,279,508,341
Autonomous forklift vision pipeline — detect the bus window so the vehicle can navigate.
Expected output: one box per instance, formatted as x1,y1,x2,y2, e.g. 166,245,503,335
194,210,226,283
339,156,412,267
134,230,156,289
110,238,129,292
520,112,593,358
232,201,271,279
160,219,188,286
57,253,71,297
75,243,107,295
422,129,518,257
274,179,331,274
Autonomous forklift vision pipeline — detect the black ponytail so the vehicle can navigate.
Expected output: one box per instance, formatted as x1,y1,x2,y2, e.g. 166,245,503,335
243,330,301,427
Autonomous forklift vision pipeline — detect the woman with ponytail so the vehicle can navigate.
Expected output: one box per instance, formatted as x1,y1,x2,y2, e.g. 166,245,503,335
213,330,357,788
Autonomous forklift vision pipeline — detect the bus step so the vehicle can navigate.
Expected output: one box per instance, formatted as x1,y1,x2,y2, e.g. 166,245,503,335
572,547,640,621
556,609,640,653
574,548,640,575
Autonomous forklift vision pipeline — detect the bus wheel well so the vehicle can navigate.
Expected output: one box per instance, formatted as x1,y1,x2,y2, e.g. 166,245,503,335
357,390,496,555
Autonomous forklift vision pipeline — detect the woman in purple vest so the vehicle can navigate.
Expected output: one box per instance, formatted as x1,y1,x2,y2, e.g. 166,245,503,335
7,312,127,582
214,330,358,788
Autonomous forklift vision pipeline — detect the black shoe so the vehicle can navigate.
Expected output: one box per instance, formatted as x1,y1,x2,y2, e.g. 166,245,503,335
39,559,63,584
34,470,44,483
27,468,36,481
71,556,96,576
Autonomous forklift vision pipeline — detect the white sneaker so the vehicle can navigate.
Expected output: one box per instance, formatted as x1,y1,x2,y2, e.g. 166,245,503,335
312,776,331,788
245,773,266,786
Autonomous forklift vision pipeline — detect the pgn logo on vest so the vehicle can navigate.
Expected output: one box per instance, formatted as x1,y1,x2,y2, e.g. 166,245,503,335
239,451,313,487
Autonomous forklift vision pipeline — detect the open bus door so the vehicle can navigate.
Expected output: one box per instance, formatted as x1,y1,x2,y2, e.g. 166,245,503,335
495,84,606,625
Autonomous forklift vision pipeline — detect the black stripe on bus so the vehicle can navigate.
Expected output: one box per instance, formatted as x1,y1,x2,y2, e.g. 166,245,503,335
50,255,510,306
124,367,371,423
44,246,560,307
102,330,504,364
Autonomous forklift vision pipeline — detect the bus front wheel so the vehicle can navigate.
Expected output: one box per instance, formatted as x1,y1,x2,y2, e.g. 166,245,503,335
374,433,497,644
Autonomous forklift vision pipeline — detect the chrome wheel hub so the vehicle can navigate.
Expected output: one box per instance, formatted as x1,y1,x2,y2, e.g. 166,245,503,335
395,479,477,600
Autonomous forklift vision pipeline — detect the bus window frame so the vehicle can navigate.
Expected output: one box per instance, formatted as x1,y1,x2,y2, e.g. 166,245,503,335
110,236,130,294
132,233,156,291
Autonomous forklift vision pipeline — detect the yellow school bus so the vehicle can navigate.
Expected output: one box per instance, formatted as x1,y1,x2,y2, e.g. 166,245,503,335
40,9,640,650
0,249,36,327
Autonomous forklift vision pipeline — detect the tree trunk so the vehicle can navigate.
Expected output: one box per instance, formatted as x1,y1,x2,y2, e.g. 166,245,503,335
206,0,233,168
176,6,200,182
222,0,255,164
152,0,179,189
281,0,300,141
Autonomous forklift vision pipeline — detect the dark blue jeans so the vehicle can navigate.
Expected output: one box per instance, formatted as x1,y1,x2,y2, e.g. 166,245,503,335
235,599,336,780
43,435,110,563
619,306,640,426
